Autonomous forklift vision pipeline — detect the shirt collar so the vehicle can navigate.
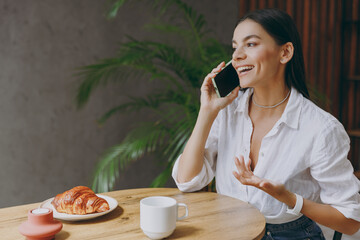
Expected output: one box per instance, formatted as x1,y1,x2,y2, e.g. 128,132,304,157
234,87,303,129
278,87,303,129
234,88,253,114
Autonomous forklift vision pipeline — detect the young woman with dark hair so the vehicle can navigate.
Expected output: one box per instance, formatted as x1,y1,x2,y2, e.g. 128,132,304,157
172,8,360,239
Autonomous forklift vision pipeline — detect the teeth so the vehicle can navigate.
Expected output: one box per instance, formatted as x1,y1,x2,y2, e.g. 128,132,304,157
237,66,254,72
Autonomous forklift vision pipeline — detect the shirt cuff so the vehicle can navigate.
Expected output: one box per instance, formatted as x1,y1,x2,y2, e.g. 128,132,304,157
171,155,209,192
332,204,360,222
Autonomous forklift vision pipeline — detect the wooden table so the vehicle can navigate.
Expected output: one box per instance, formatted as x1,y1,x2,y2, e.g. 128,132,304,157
0,188,265,239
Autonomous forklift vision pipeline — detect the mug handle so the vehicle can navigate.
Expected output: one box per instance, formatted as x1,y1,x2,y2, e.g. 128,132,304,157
177,203,188,221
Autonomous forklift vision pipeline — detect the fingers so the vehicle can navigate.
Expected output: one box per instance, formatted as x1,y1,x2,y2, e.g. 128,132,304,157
234,155,246,173
204,61,225,87
259,181,270,190
258,180,289,203
232,86,241,95
223,86,240,103
233,156,262,187
232,170,240,179
246,157,252,171
233,156,248,183
201,72,216,91
201,61,224,89
211,61,225,74
259,179,278,192
233,156,242,181
233,156,287,200
201,61,226,94
200,61,237,109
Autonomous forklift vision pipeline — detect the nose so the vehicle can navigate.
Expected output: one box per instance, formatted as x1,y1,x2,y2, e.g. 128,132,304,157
232,47,246,61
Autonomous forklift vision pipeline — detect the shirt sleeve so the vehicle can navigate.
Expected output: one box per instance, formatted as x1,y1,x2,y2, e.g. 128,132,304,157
310,118,360,221
171,113,220,192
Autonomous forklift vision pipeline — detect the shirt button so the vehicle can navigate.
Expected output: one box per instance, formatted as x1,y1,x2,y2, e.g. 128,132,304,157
267,231,270,235
261,152,264,157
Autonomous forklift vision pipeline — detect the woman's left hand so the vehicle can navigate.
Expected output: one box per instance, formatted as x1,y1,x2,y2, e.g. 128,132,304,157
232,156,295,206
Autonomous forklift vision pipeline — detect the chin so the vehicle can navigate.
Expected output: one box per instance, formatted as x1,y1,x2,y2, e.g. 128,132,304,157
239,79,252,89
239,75,262,89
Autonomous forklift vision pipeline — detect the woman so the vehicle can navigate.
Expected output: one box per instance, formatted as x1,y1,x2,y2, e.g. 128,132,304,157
172,8,360,239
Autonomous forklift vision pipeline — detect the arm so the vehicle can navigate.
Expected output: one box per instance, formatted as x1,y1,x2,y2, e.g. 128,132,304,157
176,107,218,183
233,156,360,235
177,61,240,183
301,198,360,235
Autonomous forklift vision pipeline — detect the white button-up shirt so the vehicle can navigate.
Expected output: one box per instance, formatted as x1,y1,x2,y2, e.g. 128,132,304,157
172,87,360,224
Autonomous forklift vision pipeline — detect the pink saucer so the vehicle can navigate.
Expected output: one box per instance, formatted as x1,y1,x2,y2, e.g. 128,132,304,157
19,208,62,240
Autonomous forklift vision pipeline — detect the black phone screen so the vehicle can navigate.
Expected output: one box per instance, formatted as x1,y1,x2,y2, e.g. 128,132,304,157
212,61,240,98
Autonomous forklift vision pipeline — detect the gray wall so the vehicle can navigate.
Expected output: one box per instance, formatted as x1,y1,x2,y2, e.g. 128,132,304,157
0,0,238,208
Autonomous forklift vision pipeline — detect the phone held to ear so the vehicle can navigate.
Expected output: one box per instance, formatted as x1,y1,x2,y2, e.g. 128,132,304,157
211,60,240,98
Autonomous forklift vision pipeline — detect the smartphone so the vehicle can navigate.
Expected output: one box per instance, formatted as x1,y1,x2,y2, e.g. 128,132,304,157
211,60,240,98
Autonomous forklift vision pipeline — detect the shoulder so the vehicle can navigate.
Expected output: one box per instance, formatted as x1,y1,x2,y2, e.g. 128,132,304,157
301,98,345,131
301,98,349,148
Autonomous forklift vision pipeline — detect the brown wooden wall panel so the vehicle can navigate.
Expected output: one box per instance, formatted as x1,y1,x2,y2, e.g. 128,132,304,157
237,0,360,171
341,0,360,170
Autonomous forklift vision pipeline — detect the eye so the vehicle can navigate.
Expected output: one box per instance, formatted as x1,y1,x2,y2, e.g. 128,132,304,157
247,42,257,47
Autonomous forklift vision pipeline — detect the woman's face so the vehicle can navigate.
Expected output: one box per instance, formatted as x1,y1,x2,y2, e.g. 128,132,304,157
232,19,284,89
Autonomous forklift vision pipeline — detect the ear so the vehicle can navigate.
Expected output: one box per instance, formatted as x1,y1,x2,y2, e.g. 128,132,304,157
280,42,294,64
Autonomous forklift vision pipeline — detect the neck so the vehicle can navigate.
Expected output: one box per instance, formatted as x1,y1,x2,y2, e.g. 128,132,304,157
251,84,290,109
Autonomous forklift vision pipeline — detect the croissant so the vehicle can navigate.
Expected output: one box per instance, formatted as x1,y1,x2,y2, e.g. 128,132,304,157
51,186,110,215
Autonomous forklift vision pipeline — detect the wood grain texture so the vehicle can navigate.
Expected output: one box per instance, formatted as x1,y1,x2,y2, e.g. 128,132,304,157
0,188,265,240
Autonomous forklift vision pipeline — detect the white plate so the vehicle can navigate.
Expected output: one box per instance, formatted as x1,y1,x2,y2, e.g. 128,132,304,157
40,194,118,221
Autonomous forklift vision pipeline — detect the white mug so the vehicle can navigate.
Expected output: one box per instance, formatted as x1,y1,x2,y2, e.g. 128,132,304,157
140,196,189,239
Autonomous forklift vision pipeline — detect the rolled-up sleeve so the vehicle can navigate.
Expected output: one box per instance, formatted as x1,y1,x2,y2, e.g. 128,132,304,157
171,114,220,192
310,119,360,221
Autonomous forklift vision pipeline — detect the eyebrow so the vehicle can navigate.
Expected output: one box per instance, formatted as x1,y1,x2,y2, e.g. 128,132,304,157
232,34,261,44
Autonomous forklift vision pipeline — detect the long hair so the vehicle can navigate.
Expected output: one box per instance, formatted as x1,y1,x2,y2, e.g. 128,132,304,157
238,8,309,99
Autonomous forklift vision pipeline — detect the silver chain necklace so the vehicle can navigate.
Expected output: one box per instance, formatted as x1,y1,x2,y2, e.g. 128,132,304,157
252,90,291,109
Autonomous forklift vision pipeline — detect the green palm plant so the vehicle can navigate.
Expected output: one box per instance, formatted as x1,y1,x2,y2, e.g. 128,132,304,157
75,0,232,192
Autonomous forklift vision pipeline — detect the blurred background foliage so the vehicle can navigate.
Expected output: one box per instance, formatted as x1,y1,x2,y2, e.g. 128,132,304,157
75,0,232,192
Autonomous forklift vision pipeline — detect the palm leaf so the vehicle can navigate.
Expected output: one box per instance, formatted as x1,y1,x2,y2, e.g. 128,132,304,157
97,94,168,125
92,121,169,192
150,161,174,187
98,88,199,125
117,38,195,90
148,119,193,188
143,23,192,37
77,0,231,192
76,0,221,109
74,58,132,109
163,119,192,160
121,39,195,84
106,0,129,19
75,41,186,109
171,0,208,59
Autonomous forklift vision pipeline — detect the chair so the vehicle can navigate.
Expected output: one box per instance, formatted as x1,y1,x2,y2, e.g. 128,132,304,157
333,231,342,240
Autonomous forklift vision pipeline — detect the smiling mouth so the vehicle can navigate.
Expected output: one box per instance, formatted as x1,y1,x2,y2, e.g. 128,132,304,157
237,65,254,74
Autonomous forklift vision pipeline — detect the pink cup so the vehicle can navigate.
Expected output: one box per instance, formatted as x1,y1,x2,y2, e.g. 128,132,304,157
19,208,62,240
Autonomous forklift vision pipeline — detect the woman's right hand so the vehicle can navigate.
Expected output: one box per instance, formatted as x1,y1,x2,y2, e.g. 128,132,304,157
200,61,240,113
